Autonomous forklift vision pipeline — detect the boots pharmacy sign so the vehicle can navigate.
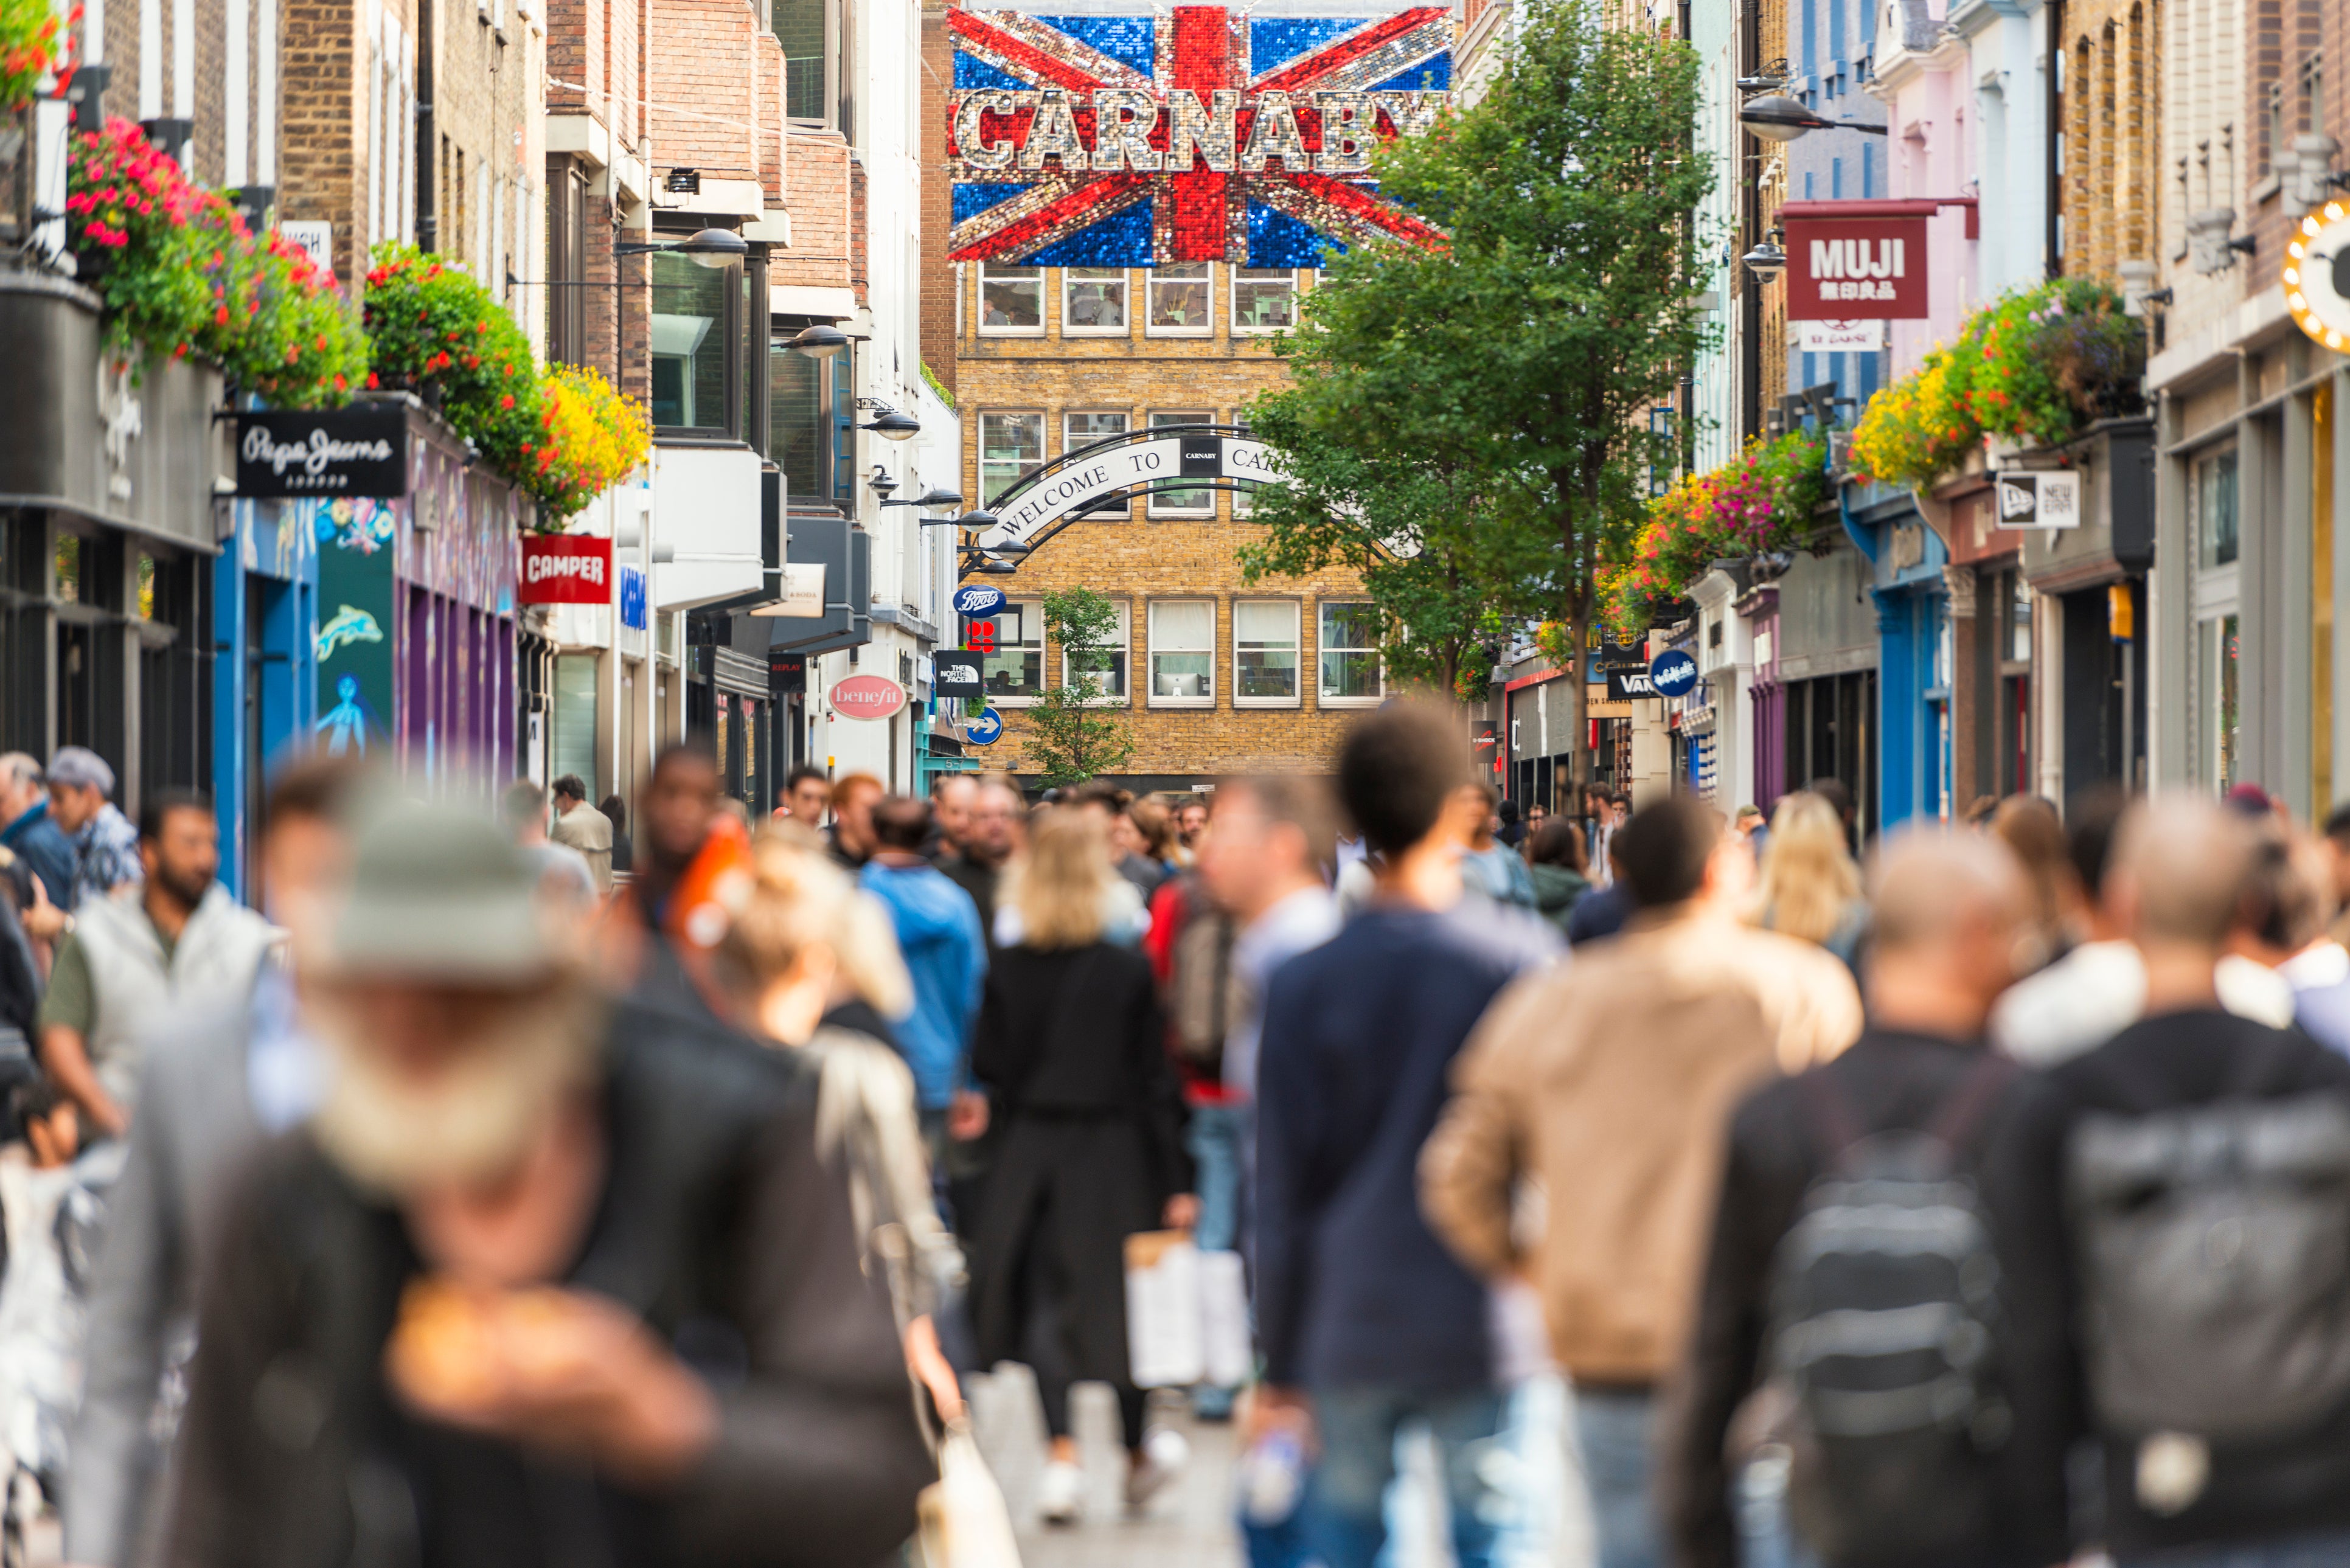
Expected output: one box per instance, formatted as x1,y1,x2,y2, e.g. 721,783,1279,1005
946,5,1451,264
1782,201,1931,321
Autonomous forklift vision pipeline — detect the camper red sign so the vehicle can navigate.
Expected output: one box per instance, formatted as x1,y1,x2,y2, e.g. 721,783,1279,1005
831,674,909,720
1782,202,1931,321
517,535,613,605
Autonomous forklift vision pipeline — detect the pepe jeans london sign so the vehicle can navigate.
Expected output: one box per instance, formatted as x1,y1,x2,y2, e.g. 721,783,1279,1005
235,406,410,497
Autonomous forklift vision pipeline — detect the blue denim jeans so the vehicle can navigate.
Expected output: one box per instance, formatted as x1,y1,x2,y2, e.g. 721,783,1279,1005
1188,1100,1245,1254
1304,1385,1509,1568
2119,1533,2350,1568
1573,1388,1660,1568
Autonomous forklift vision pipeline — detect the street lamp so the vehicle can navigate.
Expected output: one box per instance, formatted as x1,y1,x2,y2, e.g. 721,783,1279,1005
675,226,750,268
857,401,921,442
885,487,964,509
1743,228,1787,283
789,322,850,359
1739,93,1889,142
921,507,996,529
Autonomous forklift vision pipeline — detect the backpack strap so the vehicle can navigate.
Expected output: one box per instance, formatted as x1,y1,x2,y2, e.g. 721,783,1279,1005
1925,1053,2020,1154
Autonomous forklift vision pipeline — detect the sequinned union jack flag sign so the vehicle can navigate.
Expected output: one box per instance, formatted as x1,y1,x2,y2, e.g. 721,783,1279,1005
948,5,1451,266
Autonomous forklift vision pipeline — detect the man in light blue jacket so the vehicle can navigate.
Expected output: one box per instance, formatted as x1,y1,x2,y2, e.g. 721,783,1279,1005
860,795,988,1142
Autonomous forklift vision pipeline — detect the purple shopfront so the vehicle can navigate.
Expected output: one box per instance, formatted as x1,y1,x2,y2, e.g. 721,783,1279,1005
315,394,522,785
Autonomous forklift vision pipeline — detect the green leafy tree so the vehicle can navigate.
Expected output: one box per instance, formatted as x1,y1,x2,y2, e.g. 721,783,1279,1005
1023,587,1136,786
1239,388,1551,702
1263,0,1711,784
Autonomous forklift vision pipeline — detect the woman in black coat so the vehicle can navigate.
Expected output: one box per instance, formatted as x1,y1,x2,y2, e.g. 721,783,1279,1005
967,808,1194,1524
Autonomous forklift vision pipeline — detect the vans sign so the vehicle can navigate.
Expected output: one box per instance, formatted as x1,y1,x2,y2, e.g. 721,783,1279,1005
1783,204,1931,321
517,535,613,605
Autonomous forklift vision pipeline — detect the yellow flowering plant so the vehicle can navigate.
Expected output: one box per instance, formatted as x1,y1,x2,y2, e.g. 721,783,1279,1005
529,364,653,527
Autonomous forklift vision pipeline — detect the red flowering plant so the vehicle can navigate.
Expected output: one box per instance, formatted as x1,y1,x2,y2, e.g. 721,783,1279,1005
1596,431,1830,634
0,0,70,111
1962,277,2145,447
363,242,544,482
235,229,366,406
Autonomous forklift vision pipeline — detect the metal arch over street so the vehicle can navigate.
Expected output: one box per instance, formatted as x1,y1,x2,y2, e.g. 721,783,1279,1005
958,424,1287,575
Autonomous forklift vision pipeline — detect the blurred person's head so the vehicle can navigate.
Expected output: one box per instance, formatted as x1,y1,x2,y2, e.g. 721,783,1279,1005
1756,791,1862,944
2321,801,2350,909
1456,784,1500,850
306,803,594,1196
644,744,721,876
501,780,551,846
871,795,933,860
2110,798,2257,1006
1129,799,1177,865
784,765,832,824
1497,798,1520,829
1336,704,1469,894
2233,827,2334,966
931,774,978,852
13,1079,77,1168
1991,794,2077,945
600,793,627,834
1004,809,1117,948
0,753,41,824
1528,817,1587,873
1176,798,1209,848
46,746,115,833
1804,775,1856,840
962,778,1024,869
138,792,218,917
2065,785,2133,940
720,828,913,1046
551,774,588,811
1964,794,2001,829
830,774,884,861
1865,827,2033,1037
1526,801,1550,830
1616,795,1745,914
260,754,363,951
1202,775,1335,922
1734,803,1764,839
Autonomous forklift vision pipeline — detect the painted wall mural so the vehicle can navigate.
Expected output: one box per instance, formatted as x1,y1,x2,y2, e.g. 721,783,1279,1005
946,4,1452,265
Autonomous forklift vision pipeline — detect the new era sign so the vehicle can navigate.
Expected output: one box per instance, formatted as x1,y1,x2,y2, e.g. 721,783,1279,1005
1992,470,2082,530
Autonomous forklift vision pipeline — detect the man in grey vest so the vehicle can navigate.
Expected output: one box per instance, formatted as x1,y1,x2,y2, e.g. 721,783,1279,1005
35,791,275,1140
65,758,356,1567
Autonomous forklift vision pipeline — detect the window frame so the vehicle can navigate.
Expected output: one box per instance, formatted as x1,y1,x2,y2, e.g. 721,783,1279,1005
1147,410,1217,518
648,243,745,439
1317,599,1384,707
977,263,1046,336
771,0,840,129
978,411,1046,508
1060,266,1130,336
981,595,1045,707
1146,262,1214,337
1232,597,1302,709
1063,411,1132,518
1058,597,1131,705
1147,597,1217,708
1231,266,1299,335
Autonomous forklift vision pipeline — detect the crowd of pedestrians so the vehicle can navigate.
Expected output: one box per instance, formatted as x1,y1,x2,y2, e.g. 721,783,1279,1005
1,720,2350,1568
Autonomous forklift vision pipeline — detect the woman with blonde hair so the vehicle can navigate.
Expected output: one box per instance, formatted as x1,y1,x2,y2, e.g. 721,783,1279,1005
967,808,1195,1525
1754,790,1871,974
715,828,965,1427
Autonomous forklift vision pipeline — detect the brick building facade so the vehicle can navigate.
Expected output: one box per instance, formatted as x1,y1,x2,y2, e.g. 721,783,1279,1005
950,258,1380,788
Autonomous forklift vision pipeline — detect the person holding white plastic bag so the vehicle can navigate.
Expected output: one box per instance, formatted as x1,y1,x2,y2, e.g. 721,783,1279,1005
965,810,1196,1525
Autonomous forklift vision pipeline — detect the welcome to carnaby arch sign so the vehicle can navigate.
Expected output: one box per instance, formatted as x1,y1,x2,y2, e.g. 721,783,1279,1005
947,2,1454,265
975,425,1288,558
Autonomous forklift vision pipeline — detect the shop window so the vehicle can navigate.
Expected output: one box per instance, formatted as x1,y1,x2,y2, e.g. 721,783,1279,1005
1062,268,1127,333
984,598,1043,701
1060,599,1130,701
2205,612,2241,791
1234,600,1300,705
1149,599,1215,704
1148,263,1212,333
554,653,599,799
54,533,79,603
979,413,1044,505
650,248,740,436
979,265,1043,332
770,336,826,504
1149,411,1214,515
773,0,835,124
2197,447,2239,567
1232,268,1297,332
1065,412,1130,516
1319,601,1382,704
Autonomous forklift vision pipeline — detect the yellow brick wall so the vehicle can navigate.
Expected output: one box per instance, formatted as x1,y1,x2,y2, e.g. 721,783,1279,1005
955,261,1377,782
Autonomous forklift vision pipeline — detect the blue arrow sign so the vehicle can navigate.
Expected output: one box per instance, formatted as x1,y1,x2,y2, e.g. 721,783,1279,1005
964,706,1004,746
1647,648,1700,698
953,585,1007,617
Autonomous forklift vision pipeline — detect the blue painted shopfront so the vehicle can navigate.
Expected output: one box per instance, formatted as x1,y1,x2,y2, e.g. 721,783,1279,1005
213,499,321,903
1843,480,1950,831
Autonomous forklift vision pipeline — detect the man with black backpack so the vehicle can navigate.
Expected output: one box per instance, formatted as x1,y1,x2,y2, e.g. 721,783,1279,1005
1661,827,2062,1568
1995,797,2350,1567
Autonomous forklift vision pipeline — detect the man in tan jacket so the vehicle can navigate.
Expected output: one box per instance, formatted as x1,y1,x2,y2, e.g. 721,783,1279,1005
1420,794,1863,1568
